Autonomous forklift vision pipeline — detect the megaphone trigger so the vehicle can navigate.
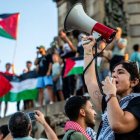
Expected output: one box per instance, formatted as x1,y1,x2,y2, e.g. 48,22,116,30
82,39,92,45
81,35,93,45
92,32,101,39
92,32,104,42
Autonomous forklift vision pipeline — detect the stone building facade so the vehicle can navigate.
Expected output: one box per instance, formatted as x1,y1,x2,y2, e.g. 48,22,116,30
53,0,140,53
125,0,140,49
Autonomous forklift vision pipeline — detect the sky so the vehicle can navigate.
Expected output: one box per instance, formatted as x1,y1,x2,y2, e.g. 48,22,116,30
0,0,58,117
0,0,58,75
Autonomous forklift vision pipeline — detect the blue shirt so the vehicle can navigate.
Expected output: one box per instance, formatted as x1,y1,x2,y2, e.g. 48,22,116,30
130,52,140,69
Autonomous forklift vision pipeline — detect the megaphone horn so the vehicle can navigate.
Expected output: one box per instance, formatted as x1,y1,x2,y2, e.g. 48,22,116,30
64,3,116,43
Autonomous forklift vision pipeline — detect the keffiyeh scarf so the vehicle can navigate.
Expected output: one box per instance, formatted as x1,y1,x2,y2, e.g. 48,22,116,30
64,121,91,140
97,93,140,140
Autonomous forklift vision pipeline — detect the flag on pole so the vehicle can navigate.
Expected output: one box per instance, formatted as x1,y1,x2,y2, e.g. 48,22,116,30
0,71,38,102
0,13,20,40
64,57,84,77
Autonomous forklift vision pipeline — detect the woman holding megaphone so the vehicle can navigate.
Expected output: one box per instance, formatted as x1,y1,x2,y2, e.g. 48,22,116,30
83,36,140,140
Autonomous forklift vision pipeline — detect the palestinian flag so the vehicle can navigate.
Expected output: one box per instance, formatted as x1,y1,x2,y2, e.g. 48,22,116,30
64,57,84,77
0,71,38,102
0,13,20,40
0,73,12,97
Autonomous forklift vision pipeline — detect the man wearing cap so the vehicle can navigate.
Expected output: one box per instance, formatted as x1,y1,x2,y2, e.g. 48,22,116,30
35,46,54,106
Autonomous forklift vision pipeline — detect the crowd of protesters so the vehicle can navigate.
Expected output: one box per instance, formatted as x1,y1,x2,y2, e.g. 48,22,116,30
0,27,140,115
0,26,140,139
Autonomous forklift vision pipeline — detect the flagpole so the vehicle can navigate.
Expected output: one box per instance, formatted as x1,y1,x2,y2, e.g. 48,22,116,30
11,37,18,75
12,40,18,64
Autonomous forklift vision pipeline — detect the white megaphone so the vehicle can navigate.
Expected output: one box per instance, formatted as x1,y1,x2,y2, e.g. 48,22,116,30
64,3,116,43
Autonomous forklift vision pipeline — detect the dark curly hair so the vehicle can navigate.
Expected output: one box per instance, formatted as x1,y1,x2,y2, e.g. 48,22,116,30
65,96,90,121
8,112,31,138
113,61,140,93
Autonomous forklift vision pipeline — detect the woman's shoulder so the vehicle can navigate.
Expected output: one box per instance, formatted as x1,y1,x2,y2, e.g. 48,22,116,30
129,95,140,105
124,95,140,119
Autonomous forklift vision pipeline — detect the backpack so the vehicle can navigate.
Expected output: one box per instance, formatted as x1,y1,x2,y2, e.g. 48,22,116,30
66,130,76,140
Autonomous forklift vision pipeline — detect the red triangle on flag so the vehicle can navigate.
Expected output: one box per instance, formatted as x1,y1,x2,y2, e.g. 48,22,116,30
64,58,75,78
0,74,12,97
0,13,19,39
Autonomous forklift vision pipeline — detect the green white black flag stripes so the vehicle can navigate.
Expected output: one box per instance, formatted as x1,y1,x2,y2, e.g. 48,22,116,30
0,71,38,102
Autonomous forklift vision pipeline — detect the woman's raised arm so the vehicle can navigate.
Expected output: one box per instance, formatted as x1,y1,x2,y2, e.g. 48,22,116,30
83,36,102,111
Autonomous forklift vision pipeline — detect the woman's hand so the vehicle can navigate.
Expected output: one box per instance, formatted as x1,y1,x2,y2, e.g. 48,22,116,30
82,35,96,56
82,35,96,54
102,76,117,96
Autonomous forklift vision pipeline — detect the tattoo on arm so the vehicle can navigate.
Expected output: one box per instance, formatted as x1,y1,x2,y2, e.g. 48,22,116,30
92,90,102,99
90,90,102,111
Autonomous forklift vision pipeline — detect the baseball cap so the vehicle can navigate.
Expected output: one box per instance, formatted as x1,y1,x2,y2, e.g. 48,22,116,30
36,45,45,50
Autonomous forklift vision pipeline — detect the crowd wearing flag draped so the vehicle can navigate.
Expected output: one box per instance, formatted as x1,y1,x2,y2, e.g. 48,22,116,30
0,28,140,118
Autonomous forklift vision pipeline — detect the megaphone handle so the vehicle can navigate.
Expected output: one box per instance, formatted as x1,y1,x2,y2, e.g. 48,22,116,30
96,36,103,42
